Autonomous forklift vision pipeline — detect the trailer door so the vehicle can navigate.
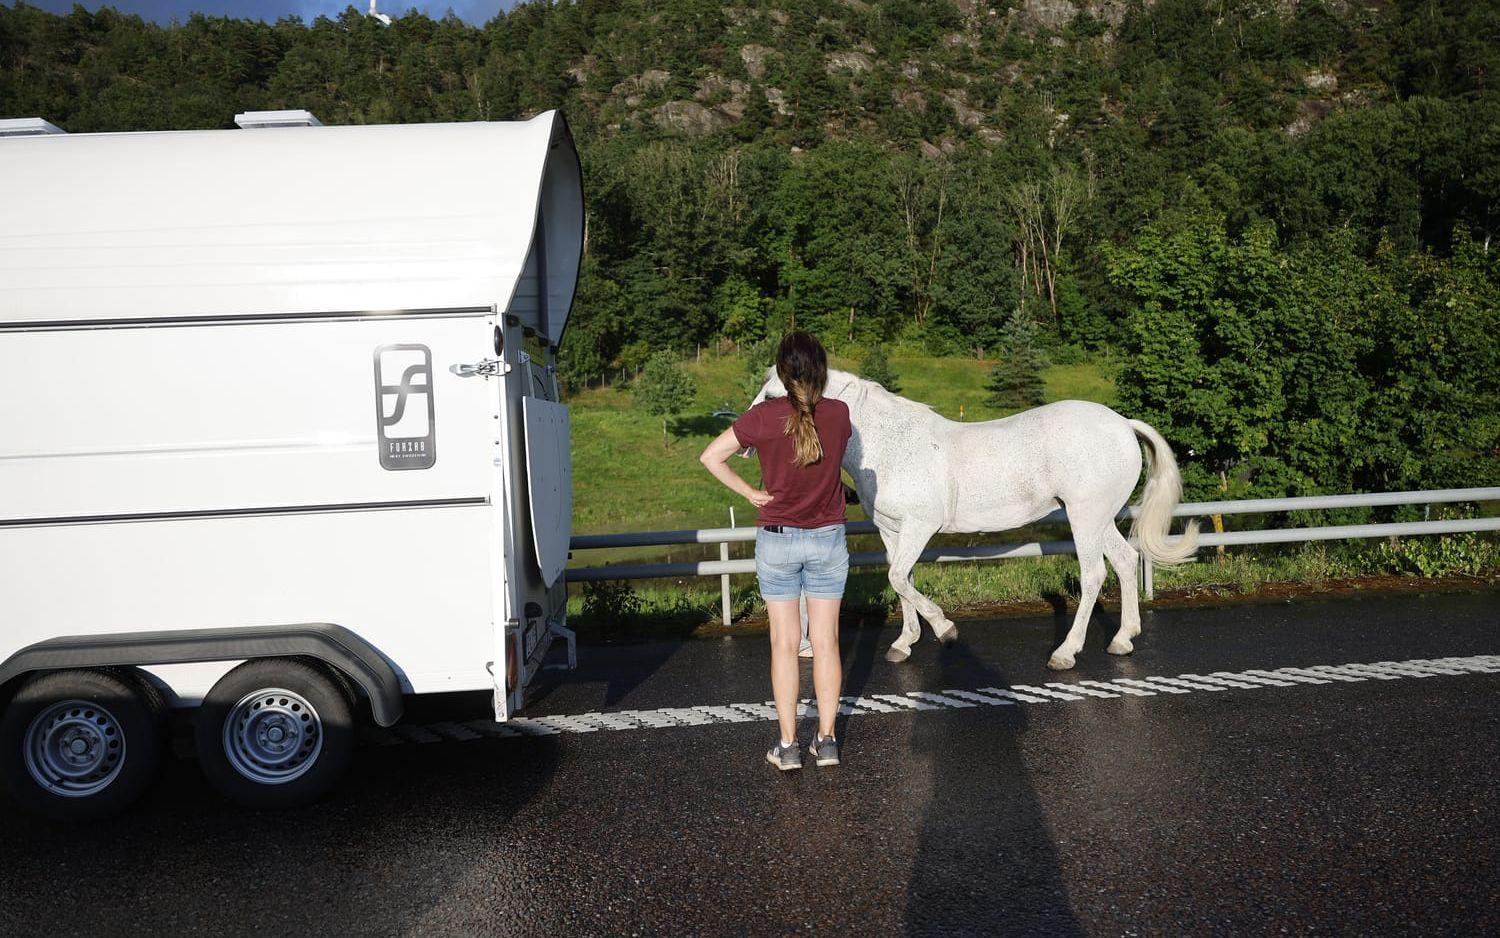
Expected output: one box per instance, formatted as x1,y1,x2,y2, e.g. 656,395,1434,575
487,312,573,721
522,398,571,588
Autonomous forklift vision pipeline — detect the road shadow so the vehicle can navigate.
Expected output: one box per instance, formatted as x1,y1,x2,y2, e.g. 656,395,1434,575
524,634,693,711
902,640,1083,936
0,734,562,934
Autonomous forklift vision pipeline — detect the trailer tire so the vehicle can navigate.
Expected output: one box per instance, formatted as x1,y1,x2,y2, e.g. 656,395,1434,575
0,669,165,821
196,659,354,809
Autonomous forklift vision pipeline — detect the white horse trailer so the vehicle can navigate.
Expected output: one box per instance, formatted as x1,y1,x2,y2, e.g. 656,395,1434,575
0,110,583,817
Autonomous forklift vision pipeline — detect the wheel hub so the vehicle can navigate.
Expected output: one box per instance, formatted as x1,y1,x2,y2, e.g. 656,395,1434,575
24,700,126,797
223,689,322,785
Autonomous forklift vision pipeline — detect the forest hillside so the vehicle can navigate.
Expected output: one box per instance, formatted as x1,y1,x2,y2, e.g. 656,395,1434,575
2,0,1496,499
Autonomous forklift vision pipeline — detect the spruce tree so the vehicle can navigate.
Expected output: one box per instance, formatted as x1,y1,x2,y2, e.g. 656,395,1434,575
985,309,1047,409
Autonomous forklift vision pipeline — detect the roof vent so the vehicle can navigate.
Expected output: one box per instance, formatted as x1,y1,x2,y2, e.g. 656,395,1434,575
0,118,67,137
234,109,323,129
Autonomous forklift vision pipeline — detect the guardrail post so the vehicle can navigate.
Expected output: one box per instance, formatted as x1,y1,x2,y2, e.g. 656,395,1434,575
719,541,732,626
720,506,736,627
1142,555,1154,602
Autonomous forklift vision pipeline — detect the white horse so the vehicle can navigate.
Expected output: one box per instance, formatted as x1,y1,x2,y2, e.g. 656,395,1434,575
749,368,1199,670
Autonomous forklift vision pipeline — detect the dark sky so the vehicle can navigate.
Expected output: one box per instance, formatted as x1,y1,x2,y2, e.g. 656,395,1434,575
21,0,516,27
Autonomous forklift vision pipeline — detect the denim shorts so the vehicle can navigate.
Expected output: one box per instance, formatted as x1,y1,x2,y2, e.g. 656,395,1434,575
754,523,849,602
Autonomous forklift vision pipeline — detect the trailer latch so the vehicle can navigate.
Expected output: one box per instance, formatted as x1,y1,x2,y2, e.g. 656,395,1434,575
450,358,509,378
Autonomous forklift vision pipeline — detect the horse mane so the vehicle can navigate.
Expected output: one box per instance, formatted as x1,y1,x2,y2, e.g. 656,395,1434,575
829,369,938,415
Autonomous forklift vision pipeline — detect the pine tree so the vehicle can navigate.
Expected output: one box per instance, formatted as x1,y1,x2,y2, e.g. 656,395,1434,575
859,343,901,394
985,308,1047,409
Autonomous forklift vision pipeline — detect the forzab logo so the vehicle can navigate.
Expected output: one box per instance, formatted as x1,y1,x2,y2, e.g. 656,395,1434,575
374,344,437,470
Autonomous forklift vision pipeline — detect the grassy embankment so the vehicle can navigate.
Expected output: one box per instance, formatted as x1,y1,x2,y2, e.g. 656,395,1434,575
565,352,1498,633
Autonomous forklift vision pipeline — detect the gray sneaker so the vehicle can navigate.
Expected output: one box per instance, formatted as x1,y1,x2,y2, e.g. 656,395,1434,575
766,739,801,771
810,734,840,767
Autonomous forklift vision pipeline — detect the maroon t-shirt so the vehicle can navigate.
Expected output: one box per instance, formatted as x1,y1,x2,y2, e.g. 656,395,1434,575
732,396,851,527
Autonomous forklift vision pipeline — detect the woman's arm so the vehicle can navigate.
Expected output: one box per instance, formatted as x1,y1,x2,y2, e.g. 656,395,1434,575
700,427,773,508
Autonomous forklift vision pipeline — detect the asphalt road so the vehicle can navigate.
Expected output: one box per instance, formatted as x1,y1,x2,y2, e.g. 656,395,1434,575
2,589,1497,936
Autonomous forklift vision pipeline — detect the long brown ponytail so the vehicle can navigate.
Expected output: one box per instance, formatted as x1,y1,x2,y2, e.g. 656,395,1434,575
776,331,828,467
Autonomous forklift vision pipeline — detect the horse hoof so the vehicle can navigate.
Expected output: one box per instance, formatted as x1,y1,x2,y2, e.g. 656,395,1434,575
936,624,958,647
885,646,911,663
1047,654,1075,671
1107,639,1134,656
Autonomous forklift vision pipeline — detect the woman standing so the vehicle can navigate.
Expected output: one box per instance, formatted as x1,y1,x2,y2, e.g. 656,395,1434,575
699,331,851,770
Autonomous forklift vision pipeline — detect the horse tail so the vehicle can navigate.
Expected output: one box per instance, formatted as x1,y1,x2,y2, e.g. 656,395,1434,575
1127,419,1200,566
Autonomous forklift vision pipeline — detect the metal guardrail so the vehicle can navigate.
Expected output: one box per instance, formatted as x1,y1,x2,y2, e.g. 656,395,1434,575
567,487,1500,616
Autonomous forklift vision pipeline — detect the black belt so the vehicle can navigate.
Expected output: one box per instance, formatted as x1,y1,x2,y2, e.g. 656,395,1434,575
762,524,839,533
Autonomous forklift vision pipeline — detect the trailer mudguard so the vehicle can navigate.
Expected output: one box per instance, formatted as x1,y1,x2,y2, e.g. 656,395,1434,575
0,623,404,726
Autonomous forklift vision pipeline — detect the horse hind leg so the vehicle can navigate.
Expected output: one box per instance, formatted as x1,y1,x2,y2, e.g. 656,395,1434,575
1103,525,1141,656
1048,531,1107,671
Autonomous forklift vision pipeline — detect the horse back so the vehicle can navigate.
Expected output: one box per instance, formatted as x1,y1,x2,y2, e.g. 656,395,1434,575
944,401,1141,531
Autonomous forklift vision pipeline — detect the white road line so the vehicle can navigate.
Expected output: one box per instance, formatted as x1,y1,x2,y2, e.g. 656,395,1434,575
1342,663,1431,680
1213,671,1297,688
1113,678,1189,695
1012,684,1085,701
910,691,978,708
1279,666,1364,683
1421,657,1500,673
943,689,1018,706
503,718,563,736
1050,682,1118,699
1248,669,1330,685
373,655,1498,745
575,712,642,731
1138,676,1226,692
977,686,1053,703
1383,661,1467,676
615,709,677,728
1086,680,1155,697
530,715,597,734
728,702,780,720
1179,673,1264,690
658,707,715,726
871,693,942,711
842,696,899,714
693,705,758,723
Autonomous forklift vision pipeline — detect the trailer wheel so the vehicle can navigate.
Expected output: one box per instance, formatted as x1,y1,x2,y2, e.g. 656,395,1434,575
0,669,165,820
196,659,354,808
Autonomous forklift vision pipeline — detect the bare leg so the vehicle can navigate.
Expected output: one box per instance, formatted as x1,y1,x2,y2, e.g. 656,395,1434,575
806,597,842,738
766,599,802,744
1103,525,1141,655
1048,530,1107,671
